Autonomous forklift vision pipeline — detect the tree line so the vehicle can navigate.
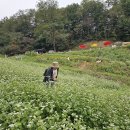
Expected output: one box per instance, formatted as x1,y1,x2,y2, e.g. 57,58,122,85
0,0,130,55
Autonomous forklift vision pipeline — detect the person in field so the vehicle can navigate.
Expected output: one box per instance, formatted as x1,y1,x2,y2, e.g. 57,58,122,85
43,62,59,86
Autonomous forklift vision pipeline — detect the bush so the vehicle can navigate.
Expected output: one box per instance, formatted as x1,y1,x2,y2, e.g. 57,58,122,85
127,44,130,50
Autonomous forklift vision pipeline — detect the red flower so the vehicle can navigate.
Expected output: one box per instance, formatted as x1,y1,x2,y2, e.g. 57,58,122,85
103,41,112,46
79,44,87,49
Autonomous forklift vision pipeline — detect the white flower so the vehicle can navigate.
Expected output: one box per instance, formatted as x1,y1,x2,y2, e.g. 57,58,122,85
27,124,31,128
9,124,15,128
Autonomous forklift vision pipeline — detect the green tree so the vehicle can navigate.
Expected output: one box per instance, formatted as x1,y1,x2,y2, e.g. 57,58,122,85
35,0,59,51
81,0,106,40
120,0,130,16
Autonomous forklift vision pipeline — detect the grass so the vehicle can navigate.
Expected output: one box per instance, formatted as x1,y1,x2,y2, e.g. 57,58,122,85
23,47,130,85
0,47,130,129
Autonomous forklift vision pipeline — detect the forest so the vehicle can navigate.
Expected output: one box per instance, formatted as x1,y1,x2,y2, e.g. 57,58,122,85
0,0,130,55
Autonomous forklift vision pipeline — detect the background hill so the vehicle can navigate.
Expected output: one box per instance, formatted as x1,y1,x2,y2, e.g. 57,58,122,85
0,0,130,55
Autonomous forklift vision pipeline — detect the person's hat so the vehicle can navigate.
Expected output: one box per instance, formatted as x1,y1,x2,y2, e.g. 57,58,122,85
52,61,59,68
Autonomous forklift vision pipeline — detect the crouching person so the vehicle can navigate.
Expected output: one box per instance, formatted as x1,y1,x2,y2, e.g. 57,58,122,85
43,62,59,87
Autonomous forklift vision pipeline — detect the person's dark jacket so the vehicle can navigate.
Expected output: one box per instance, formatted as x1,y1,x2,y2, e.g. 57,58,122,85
43,67,59,82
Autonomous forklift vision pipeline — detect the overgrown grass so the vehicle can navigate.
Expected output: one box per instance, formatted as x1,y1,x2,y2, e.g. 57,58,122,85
0,47,130,129
21,47,130,85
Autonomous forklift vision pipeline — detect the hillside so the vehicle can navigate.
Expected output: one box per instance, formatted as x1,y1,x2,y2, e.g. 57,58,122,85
0,47,130,129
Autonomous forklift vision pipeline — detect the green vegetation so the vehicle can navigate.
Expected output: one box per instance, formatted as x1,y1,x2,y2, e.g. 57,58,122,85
0,47,130,129
23,47,130,85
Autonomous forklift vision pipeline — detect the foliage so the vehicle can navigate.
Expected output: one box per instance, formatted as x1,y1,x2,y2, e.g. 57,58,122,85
23,47,130,85
0,0,130,55
0,49,130,129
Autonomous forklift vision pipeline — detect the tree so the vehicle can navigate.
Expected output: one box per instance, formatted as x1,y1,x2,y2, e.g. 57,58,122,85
1,0,130,55
120,0,130,16
65,4,81,22
35,0,59,51
81,0,106,40
12,9,35,36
